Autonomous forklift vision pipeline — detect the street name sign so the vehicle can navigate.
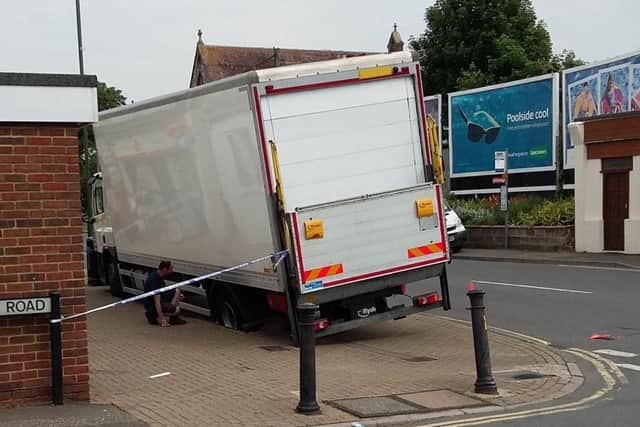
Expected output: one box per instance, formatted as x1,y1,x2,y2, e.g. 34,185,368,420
0,297,51,316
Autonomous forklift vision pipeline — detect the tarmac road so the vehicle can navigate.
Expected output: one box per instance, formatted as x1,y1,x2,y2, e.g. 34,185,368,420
410,258,640,427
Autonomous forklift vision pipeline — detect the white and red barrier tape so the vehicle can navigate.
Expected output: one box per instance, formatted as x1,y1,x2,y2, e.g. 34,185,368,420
51,250,288,324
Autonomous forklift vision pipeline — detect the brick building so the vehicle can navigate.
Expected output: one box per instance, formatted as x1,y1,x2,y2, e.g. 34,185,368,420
0,73,97,406
189,30,373,86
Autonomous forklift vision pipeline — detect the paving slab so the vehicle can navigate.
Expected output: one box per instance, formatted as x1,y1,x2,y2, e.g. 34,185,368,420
0,403,148,427
80,286,582,426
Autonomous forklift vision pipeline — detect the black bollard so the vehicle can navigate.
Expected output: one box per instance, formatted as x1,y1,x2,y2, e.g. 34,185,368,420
467,284,498,395
49,291,64,405
296,303,320,414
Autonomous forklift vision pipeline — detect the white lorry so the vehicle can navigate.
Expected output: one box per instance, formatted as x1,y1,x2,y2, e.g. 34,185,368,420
87,51,451,342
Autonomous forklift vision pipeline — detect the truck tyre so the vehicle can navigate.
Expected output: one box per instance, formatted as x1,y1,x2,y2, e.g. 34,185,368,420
213,287,245,330
106,261,123,297
220,300,239,329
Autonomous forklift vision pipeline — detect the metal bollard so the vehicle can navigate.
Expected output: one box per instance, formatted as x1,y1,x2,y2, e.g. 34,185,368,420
49,291,64,405
296,303,320,414
467,283,498,395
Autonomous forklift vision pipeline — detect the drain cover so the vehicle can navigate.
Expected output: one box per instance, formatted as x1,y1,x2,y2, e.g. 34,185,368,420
512,371,553,380
258,345,290,352
329,390,488,418
403,356,437,362
329,396,424,418
399,390,487,410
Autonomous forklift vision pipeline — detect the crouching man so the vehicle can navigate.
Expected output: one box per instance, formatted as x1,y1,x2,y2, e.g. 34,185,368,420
144,260,186,326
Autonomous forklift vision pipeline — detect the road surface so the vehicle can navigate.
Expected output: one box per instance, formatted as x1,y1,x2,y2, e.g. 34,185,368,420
411,259,640,426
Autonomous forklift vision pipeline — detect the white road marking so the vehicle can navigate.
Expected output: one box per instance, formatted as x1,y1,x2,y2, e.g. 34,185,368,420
593,349,639,358
616,363,640,372
431,315,552,346
149,372,171,379
474,280,592,294
558,264,640,273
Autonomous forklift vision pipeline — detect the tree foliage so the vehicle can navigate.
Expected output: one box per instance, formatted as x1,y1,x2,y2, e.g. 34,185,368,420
97,81,127,111
410,0,577,94
80,81,127,215
550,49,586,73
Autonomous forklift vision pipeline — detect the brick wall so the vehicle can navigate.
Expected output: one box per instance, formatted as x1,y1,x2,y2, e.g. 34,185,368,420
465,225,575,251
0,124,88,407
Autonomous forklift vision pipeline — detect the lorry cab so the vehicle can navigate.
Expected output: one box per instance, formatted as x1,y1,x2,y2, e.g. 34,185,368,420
85,173,118,293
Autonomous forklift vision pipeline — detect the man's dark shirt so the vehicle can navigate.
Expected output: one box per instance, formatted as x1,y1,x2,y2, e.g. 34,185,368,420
143,271,174,312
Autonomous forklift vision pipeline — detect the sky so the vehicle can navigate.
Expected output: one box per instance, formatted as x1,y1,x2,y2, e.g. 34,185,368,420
2,1,639,102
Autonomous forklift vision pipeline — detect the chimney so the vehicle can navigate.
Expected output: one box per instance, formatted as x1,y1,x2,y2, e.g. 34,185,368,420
387,23,404,53
273,47,281,67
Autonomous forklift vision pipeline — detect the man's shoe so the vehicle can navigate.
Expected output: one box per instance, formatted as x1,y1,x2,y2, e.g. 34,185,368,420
169,316,187,325
145,311,158,325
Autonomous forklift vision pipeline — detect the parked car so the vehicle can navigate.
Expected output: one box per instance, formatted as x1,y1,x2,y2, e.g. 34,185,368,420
444,203,466,252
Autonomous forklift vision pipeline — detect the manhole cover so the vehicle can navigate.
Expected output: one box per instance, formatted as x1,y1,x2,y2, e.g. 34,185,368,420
403,356,437,362
329,396,425,418
512,371,553,380
258,345,290,352
399,389,488,410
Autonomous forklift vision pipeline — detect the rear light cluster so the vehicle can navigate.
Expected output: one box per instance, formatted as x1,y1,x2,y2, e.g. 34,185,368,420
414,292,440,306
314,318,329,332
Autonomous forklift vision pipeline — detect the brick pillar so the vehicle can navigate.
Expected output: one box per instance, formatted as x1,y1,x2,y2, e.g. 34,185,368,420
0,124,88,407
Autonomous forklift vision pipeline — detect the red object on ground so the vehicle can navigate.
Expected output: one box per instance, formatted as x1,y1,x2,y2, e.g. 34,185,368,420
468,281,476,291
589,333,616,340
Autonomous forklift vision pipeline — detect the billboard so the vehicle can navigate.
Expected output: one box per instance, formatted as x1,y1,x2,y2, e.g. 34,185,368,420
563,50,640,169
448,74,559,177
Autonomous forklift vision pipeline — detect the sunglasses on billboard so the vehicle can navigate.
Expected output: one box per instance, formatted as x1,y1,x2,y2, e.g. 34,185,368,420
459,108,501,144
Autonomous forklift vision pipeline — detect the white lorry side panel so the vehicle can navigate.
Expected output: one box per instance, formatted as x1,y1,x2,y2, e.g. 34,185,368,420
94,85,279,290
261,76,425,210
290,184,448,293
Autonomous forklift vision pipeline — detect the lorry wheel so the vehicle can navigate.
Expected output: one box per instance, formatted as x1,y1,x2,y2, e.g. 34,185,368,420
214,288,245,330
106,262,123,297
220,300,239,329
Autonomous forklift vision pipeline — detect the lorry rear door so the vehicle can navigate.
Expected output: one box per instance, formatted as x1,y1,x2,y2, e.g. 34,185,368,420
257,66,428,210
289,184,447,293
254,64,447,293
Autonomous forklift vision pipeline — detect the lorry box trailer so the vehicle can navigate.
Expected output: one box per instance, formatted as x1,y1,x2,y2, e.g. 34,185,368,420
88,51,451,342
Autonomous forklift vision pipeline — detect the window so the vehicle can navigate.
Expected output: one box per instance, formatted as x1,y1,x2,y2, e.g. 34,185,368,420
94,187,104,215
601,157,633,172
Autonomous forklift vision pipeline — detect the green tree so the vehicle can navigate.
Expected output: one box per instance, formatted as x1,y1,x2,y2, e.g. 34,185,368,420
550,49,586,72
97,82,127,112
410,0,553,94
80,81,127,217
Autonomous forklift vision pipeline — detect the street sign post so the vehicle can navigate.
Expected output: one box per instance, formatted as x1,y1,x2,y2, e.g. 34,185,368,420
494,151,506,173
498,151,509,248
500,185,508,211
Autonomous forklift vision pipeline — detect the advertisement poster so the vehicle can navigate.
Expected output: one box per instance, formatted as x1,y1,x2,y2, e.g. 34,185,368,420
563,50,640,169
424,94,442,151
448,74,558,177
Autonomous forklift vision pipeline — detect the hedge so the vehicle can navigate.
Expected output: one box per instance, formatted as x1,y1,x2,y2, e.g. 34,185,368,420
446,195,575,226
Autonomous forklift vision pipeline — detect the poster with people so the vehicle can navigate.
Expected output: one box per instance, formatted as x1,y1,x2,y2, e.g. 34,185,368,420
563,51,640,169
632,66,640,111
